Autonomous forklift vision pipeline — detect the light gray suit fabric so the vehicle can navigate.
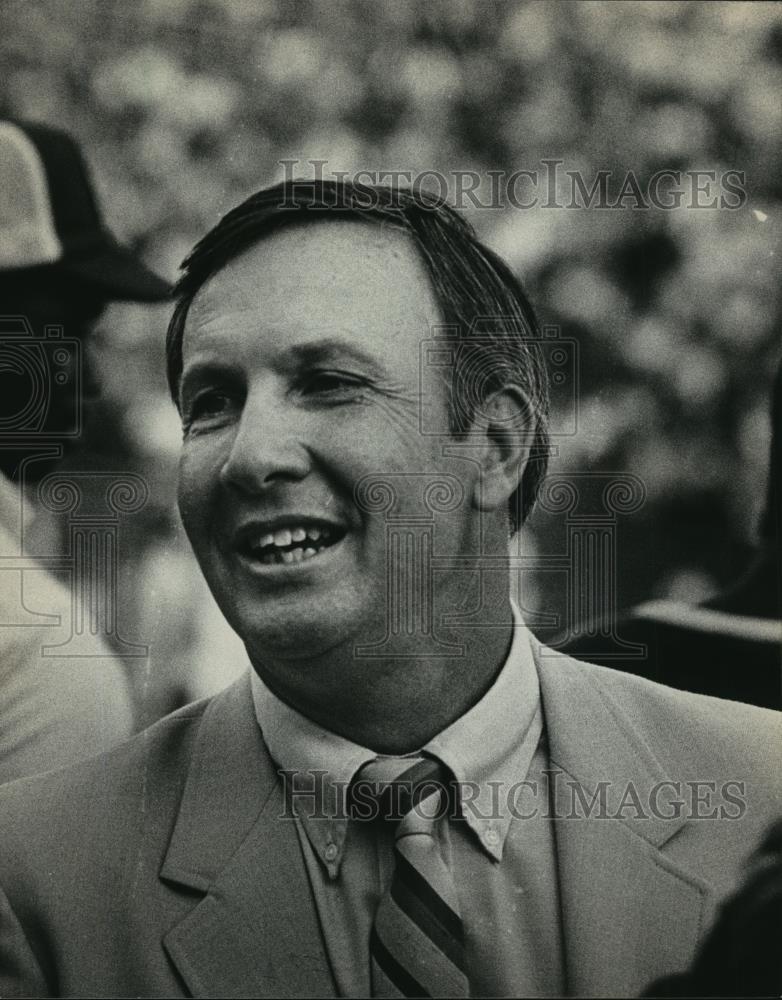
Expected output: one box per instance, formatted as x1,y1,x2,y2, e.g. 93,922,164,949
0,648,778,998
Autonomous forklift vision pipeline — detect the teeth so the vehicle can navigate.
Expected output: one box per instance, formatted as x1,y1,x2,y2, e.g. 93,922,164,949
256,526,332,548
249,524,341,561
253,543,332,565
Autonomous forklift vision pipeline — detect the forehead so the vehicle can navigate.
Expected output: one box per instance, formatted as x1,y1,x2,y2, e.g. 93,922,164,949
184,220,442,360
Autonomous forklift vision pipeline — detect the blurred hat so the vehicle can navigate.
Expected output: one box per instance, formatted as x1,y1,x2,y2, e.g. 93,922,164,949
0,119,170,301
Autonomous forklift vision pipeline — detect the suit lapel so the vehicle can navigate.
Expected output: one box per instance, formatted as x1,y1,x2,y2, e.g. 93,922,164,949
156,649,718,997
536,649,713,997
159,674,335,999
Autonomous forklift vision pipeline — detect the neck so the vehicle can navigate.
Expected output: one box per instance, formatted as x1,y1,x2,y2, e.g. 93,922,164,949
250,574,515,754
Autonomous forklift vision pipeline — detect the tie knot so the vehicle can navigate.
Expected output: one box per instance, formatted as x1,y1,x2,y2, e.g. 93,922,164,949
349,755,454,824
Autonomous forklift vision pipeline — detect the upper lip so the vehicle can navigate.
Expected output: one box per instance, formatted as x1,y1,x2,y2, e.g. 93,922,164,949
233,516,347,550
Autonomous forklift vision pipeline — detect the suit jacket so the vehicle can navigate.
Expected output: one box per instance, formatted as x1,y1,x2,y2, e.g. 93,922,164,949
0,648,779,998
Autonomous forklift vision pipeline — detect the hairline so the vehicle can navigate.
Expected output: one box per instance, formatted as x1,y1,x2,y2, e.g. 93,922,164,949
181,213,431,347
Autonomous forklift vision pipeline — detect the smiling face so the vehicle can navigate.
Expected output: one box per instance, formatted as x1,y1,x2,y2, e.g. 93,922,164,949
176,220,482,664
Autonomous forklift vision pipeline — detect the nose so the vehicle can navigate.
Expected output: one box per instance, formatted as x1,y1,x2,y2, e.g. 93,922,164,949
218,390,311,495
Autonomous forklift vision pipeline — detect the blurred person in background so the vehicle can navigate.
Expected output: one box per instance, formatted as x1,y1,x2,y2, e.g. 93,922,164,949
0,120,170,782
560,354,781,709
642,817,782,998
0,180,778,998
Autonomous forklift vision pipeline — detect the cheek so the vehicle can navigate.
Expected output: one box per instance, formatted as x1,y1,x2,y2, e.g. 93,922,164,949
176,443,223,538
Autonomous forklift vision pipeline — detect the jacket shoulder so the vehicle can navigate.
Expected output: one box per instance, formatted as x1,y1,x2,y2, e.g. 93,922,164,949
0,695,212,885
536,645,782,779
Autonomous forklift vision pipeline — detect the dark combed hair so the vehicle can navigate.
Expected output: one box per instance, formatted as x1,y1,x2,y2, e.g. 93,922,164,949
166,179,550,530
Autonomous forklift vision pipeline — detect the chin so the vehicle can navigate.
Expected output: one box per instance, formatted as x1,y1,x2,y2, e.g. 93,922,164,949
207,558,384,661
231,599,363,663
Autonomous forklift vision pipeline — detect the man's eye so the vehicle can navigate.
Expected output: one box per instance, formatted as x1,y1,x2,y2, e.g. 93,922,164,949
185,389,239,426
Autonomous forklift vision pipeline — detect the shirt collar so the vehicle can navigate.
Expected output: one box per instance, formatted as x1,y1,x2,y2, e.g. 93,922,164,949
424,601,542,861
252,599,542,874
251,674,376,878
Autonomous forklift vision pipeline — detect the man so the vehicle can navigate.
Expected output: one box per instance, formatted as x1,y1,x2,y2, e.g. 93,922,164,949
561,356,781,710
0,120,170,782
0,180,778,998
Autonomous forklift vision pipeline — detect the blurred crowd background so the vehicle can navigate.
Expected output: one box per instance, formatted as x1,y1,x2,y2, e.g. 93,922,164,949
1,0,779,720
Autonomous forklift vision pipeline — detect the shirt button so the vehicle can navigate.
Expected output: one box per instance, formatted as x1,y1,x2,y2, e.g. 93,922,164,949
484,829,499,847
324,842,338,862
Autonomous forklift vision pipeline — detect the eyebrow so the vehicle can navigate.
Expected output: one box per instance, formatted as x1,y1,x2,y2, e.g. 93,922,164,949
286,338,386,374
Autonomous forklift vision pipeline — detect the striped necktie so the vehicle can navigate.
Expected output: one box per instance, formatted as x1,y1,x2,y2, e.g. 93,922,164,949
352,756,470,998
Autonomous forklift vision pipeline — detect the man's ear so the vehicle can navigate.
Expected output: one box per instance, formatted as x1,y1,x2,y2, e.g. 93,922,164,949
468,387,533,515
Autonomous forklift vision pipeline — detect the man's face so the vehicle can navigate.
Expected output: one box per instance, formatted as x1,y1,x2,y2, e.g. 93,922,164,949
177,221,480,661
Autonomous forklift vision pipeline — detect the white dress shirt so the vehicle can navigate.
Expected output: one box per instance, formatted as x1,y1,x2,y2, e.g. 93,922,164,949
252,602,565,997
